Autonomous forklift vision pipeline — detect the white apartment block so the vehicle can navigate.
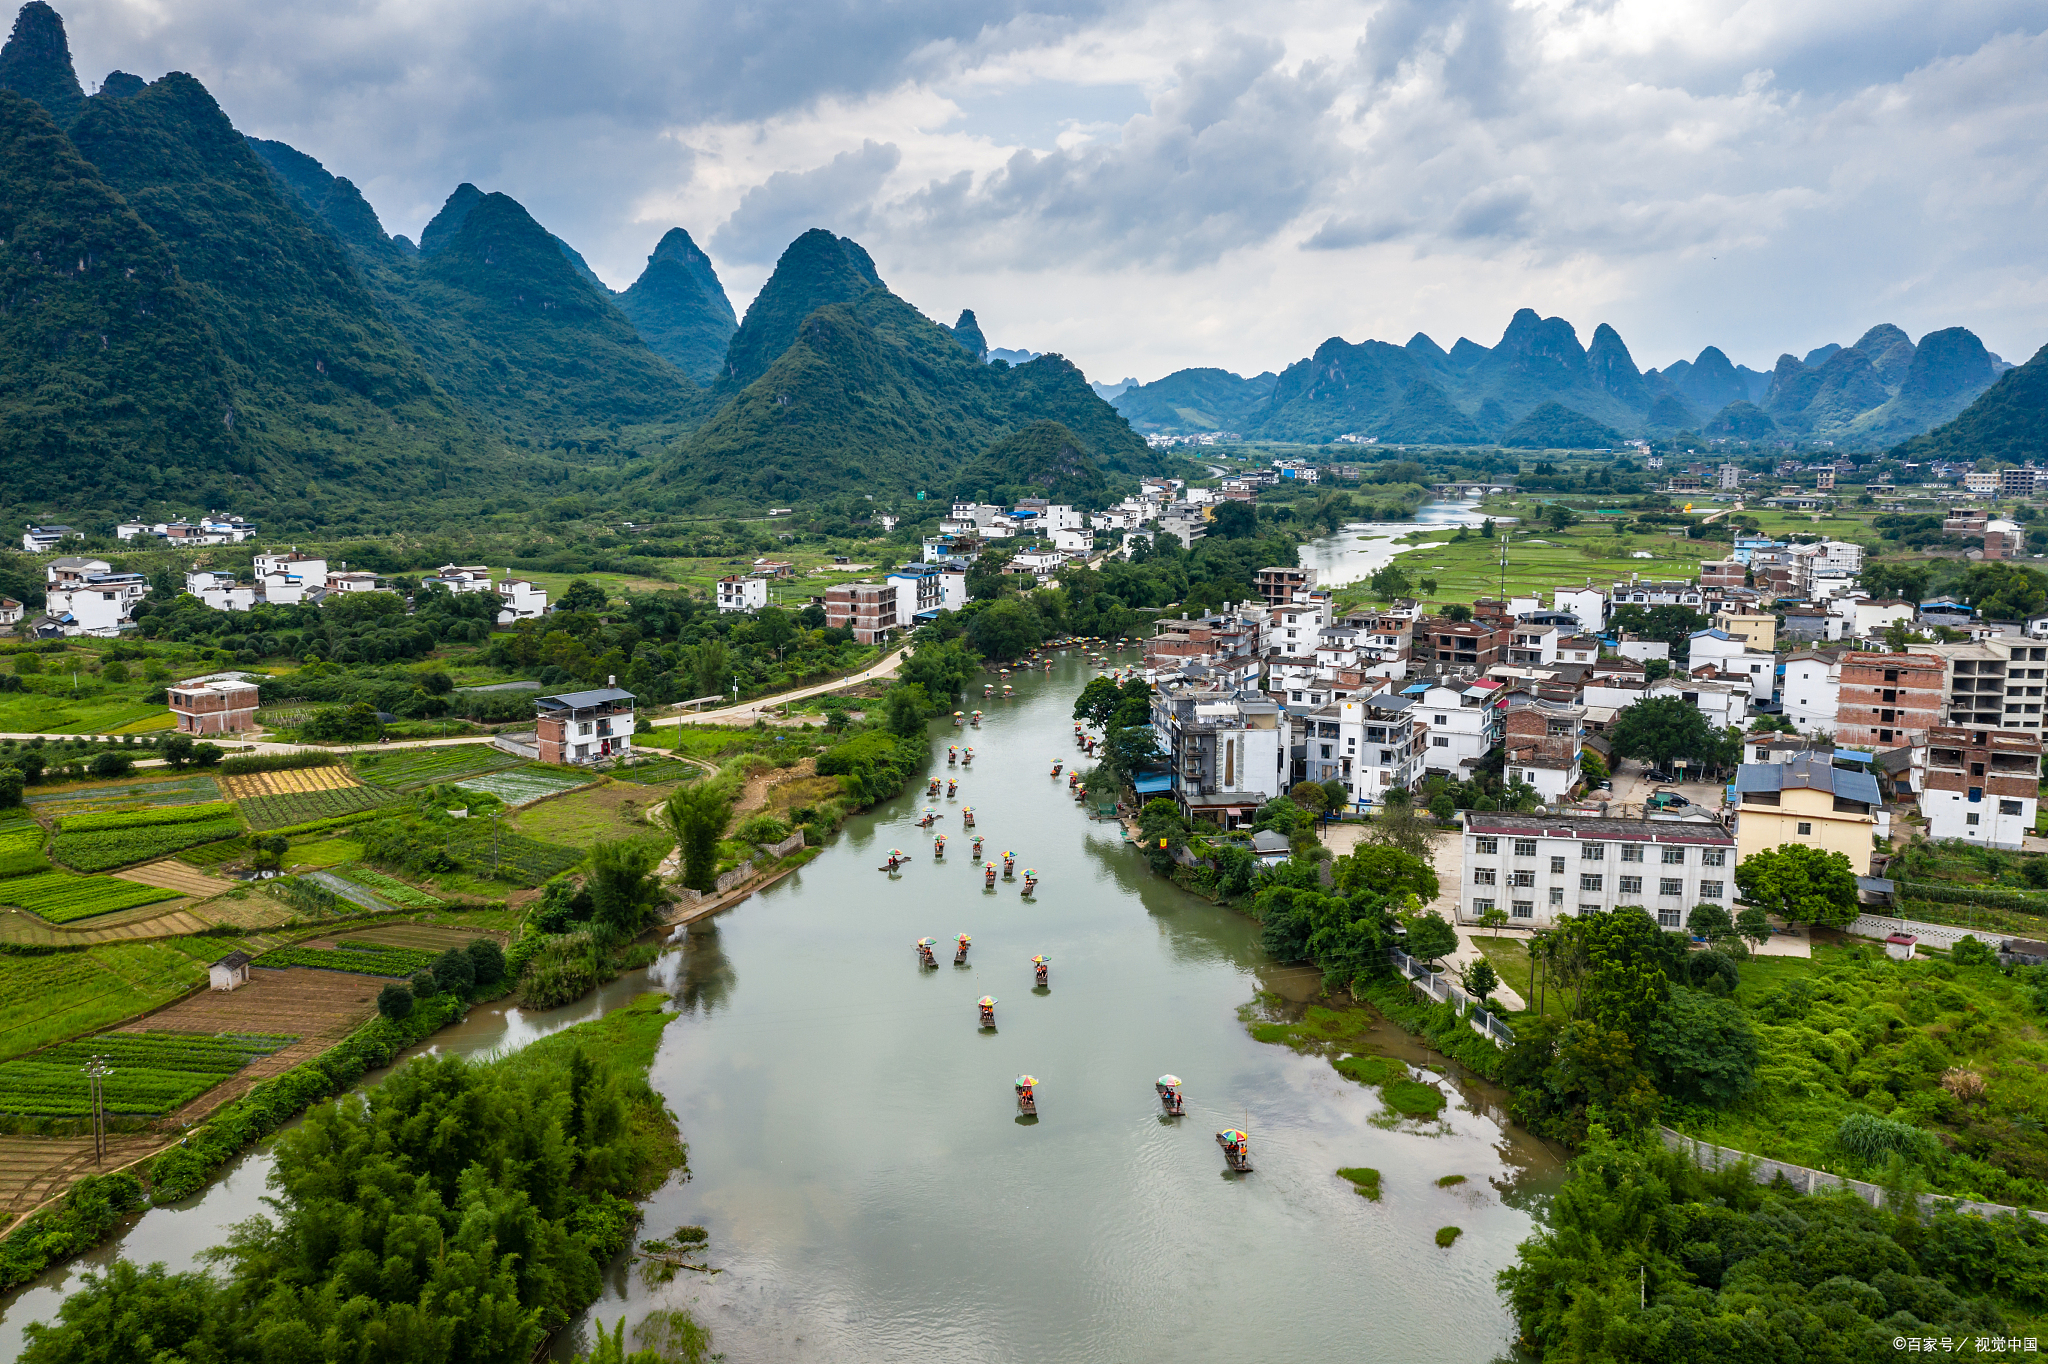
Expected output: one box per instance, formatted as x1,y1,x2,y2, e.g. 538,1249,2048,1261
1811,541,1864,577
1781,652,1841,734
1554,586,1607,634
716,575,770,612
1413,681,1497,776
1459,814,1735,929
1648,676,1749,731
1688,630,1776,701
496,579,548,622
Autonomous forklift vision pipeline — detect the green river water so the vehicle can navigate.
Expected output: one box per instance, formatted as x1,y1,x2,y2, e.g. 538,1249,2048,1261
0,641,1562,1363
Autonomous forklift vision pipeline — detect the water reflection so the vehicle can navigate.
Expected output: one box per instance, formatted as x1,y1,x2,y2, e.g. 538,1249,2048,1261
659,920,738,1018
1296,498,1496,588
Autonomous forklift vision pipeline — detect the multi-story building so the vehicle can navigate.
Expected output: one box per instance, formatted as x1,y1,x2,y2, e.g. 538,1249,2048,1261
495,578,548,622
1917,638,2048,738
1781,652,1841,733
1648,676,1749,731
21,525,80,553
1811,541,1864,578
1552,585,1606,633
824,582,900,644
1718,464,1741,490
1612,576,1706,611
1409,618,1509,674
1835,652,1946,748
1146,610,1264,689
1150,681,1288,826
1255,566,1316,606
1733,752,1882,874
1965,470,2001,494
1332,693,1424,807
1700,558,1747,590
1504,623,1559,668
535,683,635,765
1413,680,1502,777
1688,629,1776,701
0,597,21,627
1920,726,2041,849
1713,609,1777,653
2002,468,2038,499
1459,814,1735,928
884,564,966,627
167,674,261,735
716,575,770,613
1500,698,1585,804
43,567,150,637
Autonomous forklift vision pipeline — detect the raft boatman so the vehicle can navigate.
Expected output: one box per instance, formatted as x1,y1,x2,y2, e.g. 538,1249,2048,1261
970,834,984,859
955,933,972,965
916,937,938,967
962,806,976,829
1021,868,1039,896
933,834,946,858
948,745,959,766
1002,851,1016,879
1156,1075,1185,1116
947,778,958,798
978,995,997,1028
1032,954,1049,988
1015,1075,1037,1115
1217,1129,1252,1172
984,863,997,889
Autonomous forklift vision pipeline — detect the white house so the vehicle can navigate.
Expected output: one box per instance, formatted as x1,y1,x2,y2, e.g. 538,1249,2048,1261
252,552,327,602
1687,629,1775,701
1553,586,1606,634
495,578,548,623
885,564,967,627
1613,634,1671,665
1051,526,1094,555
326,570,384,594
1811,541,1864,577
208,951,252,991
0,597,22,627
715,575,770,612
45,570,150,636
185,568,235,596
1413,681,1498,777
428,564,495,594
1780,652,1841,734
21,525,79,554
1648,676,1748,732
1459,814,1735,928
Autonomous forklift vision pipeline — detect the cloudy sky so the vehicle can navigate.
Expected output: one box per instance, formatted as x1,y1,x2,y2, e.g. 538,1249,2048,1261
56,0,2048,384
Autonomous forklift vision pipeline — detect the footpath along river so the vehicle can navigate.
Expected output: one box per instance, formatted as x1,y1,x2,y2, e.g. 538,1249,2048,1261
0,647,1562,1363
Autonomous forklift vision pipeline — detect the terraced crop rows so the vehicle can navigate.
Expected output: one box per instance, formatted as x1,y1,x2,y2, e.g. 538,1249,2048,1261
355,744,523,790
237,784,390,831
221,766,363,799
256,943,438,977
335,866,442,908
453,767,586,806
443,823,582,885
0,871,180,922
0,1031,298,1116
53,819,245,872
57,801,238,833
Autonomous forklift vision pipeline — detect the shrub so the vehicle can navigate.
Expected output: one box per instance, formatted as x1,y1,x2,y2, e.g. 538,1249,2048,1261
88,752,133,779
432,946,476,993
1337,1166,1381,1200
376,983,414,1020
1836,1111,1931,1164
465,937,506,986
1435,1226,1462,1248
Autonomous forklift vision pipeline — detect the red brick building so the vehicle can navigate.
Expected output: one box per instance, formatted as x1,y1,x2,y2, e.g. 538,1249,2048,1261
1409,618,1509,673
1837,651,1945,748
825,582,899,645
167,676,260,734
535,684,635,765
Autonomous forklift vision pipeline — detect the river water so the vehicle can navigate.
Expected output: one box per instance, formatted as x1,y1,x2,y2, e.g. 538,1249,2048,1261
1296,497,1495,588
0,647,1561,1364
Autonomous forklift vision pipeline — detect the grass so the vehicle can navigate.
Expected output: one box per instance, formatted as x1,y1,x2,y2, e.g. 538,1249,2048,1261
0,1031,298,1116
1382,1078,1448,1118
1337,1167,1382,1200
0,942,208,1062
287,837,365,869
52,819,246,872
0,692,170,734
1436,1174,1467,1188
1435,1226,1462,1248
509,782,660,845
353,744,523,790
1469,935,1565,1020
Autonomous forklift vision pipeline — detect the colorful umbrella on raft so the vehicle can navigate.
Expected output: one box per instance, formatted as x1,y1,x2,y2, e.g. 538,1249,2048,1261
1015,1075,1037,1087
1158,1075,1182,1088
1031,955,1049,965
1218,1129,1248,1143
957,934,971,944
917,937,936,947
979,996,997,1007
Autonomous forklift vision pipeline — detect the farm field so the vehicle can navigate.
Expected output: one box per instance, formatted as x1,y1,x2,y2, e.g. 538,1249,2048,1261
453,766,589,806
56,801,238,832
0,1031,298,1117
355,744,522,789
113,858,238,899
1382,524,1719,606
611,757,707,785
344,921,509,951
0,870,180,922
443,824,582,886
509,781,663,845
256,942,439,977
220,765,363,799
0,692,169,734
0,901,213,948
335,866,442,909
115,966,382,1119
26,774,221,812
285,836,365,869
0,1133,166,1223
52,818,245,872
0,942,209,1062
236,784,390,831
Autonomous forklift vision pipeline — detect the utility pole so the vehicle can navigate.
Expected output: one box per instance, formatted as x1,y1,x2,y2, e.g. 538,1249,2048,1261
82,1054,111,1162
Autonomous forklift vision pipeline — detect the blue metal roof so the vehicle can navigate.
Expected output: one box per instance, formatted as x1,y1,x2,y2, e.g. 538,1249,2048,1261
1735,753,1880,804
1132,772,1174,794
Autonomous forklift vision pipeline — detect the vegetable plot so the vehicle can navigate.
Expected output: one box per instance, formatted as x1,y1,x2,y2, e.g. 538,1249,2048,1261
56,802,239,832
0,870,180,922
237,785,390,832
255,943,439,977
53,820,245,872
334,866,442,909
355,745,523,790
0,1031,298,1116
443,824,582,885
453,767,586,806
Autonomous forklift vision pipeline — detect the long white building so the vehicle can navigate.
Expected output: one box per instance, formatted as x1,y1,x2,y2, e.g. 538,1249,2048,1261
1459,813,1735,929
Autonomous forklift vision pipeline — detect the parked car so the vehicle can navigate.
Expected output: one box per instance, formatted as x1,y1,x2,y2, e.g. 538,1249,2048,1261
1644,769,1675,783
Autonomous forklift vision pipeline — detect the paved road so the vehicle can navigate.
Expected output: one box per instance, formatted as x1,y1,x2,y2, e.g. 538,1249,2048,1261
668,646,909,726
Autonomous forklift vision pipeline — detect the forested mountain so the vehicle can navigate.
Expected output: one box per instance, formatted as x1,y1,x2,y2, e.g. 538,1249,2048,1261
655,233,1161,507
0,0,78,124
1893,342,2048,464
1115,308,2012,447
614,228,736,383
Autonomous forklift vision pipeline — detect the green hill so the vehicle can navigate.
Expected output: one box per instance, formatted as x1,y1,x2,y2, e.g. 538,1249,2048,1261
658,257,1159,507
957,420,1109,504
1703,400,1776,440
0,1,81,126
719,229,882,388
63,72,515,519
1892,342,2048,464
614,227,736,383
0,90,239,510
1376,380,1486,444
1112,367,1275,434
945,308,989,361
1498,401,1624,449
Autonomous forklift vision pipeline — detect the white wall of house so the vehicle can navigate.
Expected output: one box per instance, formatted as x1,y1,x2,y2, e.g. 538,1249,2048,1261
497,579,548,622
1614,636,1671,664
1415,686,1491,773
1648,678,1747,731
1460,823,1735,928
1922,787,2036,850
1554,587,1607,632
1781,657,1841,734
716,577,769,612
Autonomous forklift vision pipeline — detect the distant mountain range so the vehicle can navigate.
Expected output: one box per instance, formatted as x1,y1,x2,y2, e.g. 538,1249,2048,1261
1110,312,2019,449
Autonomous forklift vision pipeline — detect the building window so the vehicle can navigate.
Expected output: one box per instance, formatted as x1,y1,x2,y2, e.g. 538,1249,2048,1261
2001,799,2025,815
1621,846,1643,862
1550,856,1566,874
1580,874,1603,892
1967,813,1981,826
1619,876,1642,895
1657,908,1681,928
1700,880,1724,899
1701,849,1726,867
1472,869,1496,886
1797,821,1813,835
1661,848,1685,865
1582,844,1605,860
1509,871,1535,888
1549,887,1564,905
1433,736,1450,747
1473,898,1495,915
1512,901,1534,919
1659,878,1683,897
1513,839,1537,857
1474,838,1498,855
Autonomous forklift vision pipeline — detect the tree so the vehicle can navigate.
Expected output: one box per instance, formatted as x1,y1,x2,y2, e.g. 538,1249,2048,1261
1580,750,1608,785
558,578,609,613
1334,844,1439,905
883,683,930,737
161,733,195,768
1476,906,1510,934
1320,779,1349,812
1404,911,1458,969
1368,564,1413,600
1428,791,1455,822
1685,902,1734,942
664,780,738,893
1734,844,1859,928
1461,957,1499,1003
431,946,477,994
1100,723,1162,785
1735,904,1773,950
900,636,980,702
88,751,132,779
1209,500,1258,538
192,742,224,768
1073,675,1124,728
755,605,797,659
1610,695,1715,772
1418,577,1438,597
1542,503,1579,531
1576,906,1671,1036
586,839,668,941
376,982,414,1020
965,596,1043,658
1289,781,1330,815
1443,602,1473,623
466,937,506,986
1643,986,1759,1105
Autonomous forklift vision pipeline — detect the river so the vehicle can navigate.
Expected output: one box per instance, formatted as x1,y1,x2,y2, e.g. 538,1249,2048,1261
1296,497,1496,588
0,649,1560,1363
